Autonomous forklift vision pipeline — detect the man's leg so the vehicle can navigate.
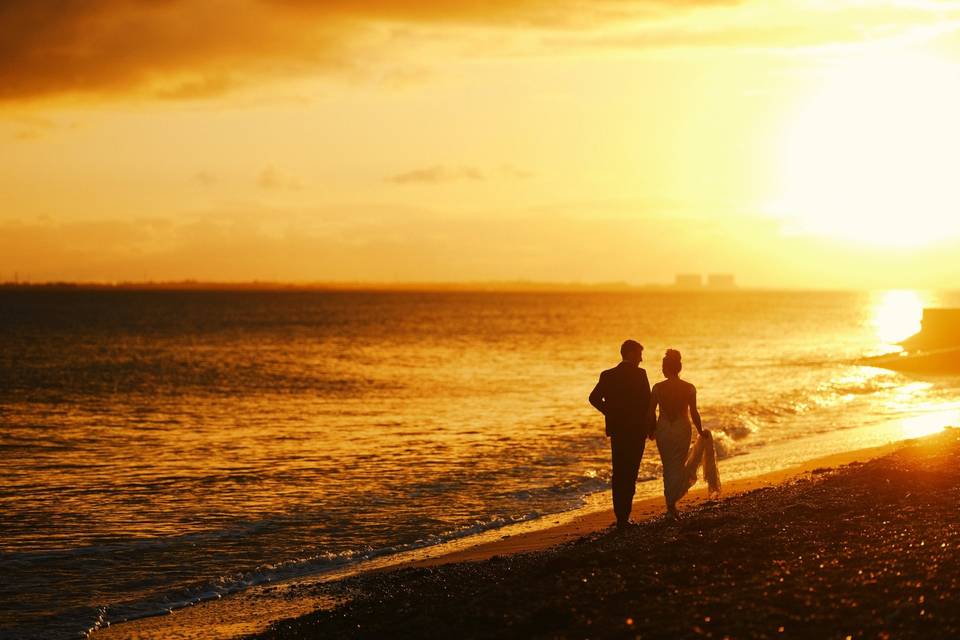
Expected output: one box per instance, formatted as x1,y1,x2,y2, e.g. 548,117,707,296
623,431,645,519
610,436,627,525
611,432,645,526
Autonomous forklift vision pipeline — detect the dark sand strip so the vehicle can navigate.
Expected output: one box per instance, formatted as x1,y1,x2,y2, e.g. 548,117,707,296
251,429,960,640
93,436,933,640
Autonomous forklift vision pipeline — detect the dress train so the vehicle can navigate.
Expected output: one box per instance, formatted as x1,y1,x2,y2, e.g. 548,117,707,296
656,415,721,505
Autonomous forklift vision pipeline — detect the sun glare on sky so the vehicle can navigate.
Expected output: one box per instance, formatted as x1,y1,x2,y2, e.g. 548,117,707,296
777,50,960,249
5,2,960,285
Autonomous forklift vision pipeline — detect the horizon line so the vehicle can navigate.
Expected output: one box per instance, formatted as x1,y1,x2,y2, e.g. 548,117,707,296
0,279,945,293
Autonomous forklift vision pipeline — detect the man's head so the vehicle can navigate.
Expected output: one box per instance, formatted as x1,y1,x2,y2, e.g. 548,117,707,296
620,339,643,365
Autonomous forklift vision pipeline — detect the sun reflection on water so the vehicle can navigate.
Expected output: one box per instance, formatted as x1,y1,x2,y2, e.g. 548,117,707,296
899,409,959,439
883,381,959,439
871,290,925,345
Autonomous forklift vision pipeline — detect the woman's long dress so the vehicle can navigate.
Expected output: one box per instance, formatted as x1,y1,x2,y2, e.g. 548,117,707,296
656,411,693,506
656,411,722,506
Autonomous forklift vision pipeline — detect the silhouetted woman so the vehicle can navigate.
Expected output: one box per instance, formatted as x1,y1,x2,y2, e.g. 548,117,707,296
648,349,720,518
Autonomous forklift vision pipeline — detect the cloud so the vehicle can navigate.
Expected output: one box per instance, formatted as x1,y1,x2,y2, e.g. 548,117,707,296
387,165,486,185
386,164,535,184
270,0,738,29
193,171,218,188
5,1,955,105
8,114,69,141
0,1,350,103
0,0,738,103
541,3,960,53
3,205,958,287
14,129,42,141
258,165,302,190
499,164,535,179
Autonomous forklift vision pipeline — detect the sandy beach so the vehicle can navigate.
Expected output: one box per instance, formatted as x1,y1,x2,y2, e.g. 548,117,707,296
91,430,960,640
241,428,960,640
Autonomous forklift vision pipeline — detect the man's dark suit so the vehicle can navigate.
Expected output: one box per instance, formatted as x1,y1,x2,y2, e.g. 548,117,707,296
589,361,652,526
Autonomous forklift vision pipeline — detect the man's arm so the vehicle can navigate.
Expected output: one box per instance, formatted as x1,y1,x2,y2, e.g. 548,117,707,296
639,369,651,410
588,373,606,414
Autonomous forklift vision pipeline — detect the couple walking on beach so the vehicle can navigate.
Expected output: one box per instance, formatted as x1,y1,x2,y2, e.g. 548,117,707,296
589,340,721,528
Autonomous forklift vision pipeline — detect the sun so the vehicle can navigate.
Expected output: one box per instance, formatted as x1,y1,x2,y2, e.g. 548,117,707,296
775,50,960,248
871,289,924,345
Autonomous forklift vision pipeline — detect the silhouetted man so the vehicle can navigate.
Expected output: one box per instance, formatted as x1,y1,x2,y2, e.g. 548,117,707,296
589,339,651,529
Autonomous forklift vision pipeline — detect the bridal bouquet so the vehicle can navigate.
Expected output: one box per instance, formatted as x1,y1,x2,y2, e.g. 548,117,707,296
684,429,722,497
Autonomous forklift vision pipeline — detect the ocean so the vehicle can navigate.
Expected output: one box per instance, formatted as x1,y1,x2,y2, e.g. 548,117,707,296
2,288,959,639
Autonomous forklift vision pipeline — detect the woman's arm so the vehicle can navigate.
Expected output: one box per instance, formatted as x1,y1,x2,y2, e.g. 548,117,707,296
690,385,704,435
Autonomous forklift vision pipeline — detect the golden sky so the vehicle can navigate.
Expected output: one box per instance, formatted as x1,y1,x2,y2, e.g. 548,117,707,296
3,0,960,287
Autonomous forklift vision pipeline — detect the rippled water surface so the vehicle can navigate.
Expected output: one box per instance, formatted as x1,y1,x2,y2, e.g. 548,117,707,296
2,288,960,638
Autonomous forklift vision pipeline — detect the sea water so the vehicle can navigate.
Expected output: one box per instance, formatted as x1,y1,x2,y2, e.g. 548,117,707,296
2,288,959,638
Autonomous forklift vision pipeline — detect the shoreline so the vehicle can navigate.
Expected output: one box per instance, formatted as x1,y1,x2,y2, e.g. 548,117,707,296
256,427,960,639
400,438,906,569
92,436,913,640
250,428,960,640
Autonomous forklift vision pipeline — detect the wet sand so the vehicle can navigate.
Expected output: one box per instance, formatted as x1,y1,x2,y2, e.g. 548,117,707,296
95,432,958,639
249,428,960,639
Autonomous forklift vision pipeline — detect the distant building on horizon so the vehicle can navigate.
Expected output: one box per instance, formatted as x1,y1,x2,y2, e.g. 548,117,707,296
674,274,703,289
673,273,737,289
707,274,736,289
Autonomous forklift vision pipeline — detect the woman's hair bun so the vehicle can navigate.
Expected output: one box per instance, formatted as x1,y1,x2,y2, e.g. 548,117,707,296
663,349,682,375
